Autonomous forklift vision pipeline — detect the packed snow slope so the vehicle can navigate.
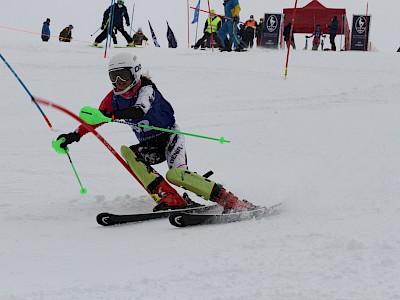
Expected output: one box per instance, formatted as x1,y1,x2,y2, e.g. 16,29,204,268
0,41,399,300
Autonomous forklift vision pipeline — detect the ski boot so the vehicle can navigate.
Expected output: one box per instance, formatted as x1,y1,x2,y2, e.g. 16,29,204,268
148,177,188,212
210,184,256,213
166,168,257,213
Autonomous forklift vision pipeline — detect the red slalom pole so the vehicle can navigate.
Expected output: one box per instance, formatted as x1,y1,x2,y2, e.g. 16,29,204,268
284,0,298,79
190,6,245,25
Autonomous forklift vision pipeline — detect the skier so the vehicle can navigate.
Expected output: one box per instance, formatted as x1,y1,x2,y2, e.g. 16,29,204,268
59,25,74,42
52,53,256,213
92,0,133,47
307,24,325,51
218,0,246,52
41,18,51,42
327,16,338,51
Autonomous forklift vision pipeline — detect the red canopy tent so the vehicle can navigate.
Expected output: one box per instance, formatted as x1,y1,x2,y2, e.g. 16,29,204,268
283,0,350,50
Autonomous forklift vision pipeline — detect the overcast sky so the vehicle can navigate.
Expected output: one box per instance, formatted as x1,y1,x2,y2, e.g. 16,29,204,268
0,0,398,52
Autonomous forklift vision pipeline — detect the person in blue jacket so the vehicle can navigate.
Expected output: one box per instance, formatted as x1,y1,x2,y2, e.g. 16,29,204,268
93,0,133,47
52,53,256,213
41,18,51,42
218,0,245,52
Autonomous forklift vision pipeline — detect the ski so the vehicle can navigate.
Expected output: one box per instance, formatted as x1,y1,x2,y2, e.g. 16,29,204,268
169,203,283,227
97,204,219,226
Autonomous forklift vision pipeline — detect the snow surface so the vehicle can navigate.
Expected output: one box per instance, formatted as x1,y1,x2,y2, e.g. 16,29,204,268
1,22,400,300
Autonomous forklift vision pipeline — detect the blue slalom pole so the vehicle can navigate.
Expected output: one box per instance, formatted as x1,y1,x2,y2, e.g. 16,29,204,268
0,52,53,129
104,0,116,58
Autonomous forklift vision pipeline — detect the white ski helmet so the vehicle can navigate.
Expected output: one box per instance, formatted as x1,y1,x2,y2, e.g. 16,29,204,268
108,52,142,95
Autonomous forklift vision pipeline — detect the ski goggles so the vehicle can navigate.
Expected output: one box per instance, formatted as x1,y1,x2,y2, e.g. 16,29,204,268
109,68,132,83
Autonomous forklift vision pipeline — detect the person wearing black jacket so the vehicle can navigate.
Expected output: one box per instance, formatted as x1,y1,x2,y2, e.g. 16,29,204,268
93,0,133,47
328,16,338,51
283,22,296,50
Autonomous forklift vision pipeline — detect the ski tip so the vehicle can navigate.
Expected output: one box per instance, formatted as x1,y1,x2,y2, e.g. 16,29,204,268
169,213,187,228
97,213,112,226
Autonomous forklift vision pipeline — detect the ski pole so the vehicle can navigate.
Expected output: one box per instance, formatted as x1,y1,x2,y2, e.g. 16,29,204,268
91,27,101,36
0,52,53,129
66,153,88,195
113,120,230,144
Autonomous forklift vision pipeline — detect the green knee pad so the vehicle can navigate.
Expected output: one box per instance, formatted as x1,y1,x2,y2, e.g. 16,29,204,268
121,145,158,187
166,168,215,200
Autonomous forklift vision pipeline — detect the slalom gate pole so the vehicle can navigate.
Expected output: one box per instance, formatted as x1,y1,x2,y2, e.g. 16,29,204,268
35,98,148,192
0,54,88,193
284,0,298,79
190,6,245,25
206,0,214,51
104,0,116,58
187,0,190,48
0,52,53,129
129,3,135,36
363,2,369,51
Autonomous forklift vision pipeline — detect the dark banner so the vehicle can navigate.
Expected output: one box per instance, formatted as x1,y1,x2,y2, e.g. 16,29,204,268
350,15,371,51
260,14,282,49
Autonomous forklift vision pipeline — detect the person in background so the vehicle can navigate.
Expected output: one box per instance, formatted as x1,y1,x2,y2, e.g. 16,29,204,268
41,18,51,42
132,27,148,46
193,9,223,49
243,15,257,48
59,25,74,42
93,0,133,47
218,0,245,52
256,17,264,47
283,22,296,50
327,16,338,51
307,24,325,51
52,52,257,213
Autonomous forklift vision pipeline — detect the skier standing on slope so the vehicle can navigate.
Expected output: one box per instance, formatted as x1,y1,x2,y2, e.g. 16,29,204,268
52,53,256,213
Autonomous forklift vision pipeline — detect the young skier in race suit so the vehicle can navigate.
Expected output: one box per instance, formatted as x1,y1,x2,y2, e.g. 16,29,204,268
52,53,256,213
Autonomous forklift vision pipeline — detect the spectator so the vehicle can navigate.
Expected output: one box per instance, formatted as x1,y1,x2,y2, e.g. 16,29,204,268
41,18,51,42
256,17,264,47
307,24,324,51
59,25,74,42
283,22,296,50
132,27,148,46
193,9,223,49
243,15,257,48
328,16,338,51
92,0,133,47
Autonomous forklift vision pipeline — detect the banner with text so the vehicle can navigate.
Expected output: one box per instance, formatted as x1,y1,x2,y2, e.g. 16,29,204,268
350,15,371,51
260,14,282,49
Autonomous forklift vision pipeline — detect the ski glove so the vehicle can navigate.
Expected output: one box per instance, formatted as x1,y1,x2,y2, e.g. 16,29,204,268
233,17,239,23
79,106,113,125
52,132,80,154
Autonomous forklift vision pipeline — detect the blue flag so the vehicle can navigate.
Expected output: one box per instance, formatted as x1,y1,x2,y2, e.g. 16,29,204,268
148,20,160,47
191,0,201,24
166,21,178,48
